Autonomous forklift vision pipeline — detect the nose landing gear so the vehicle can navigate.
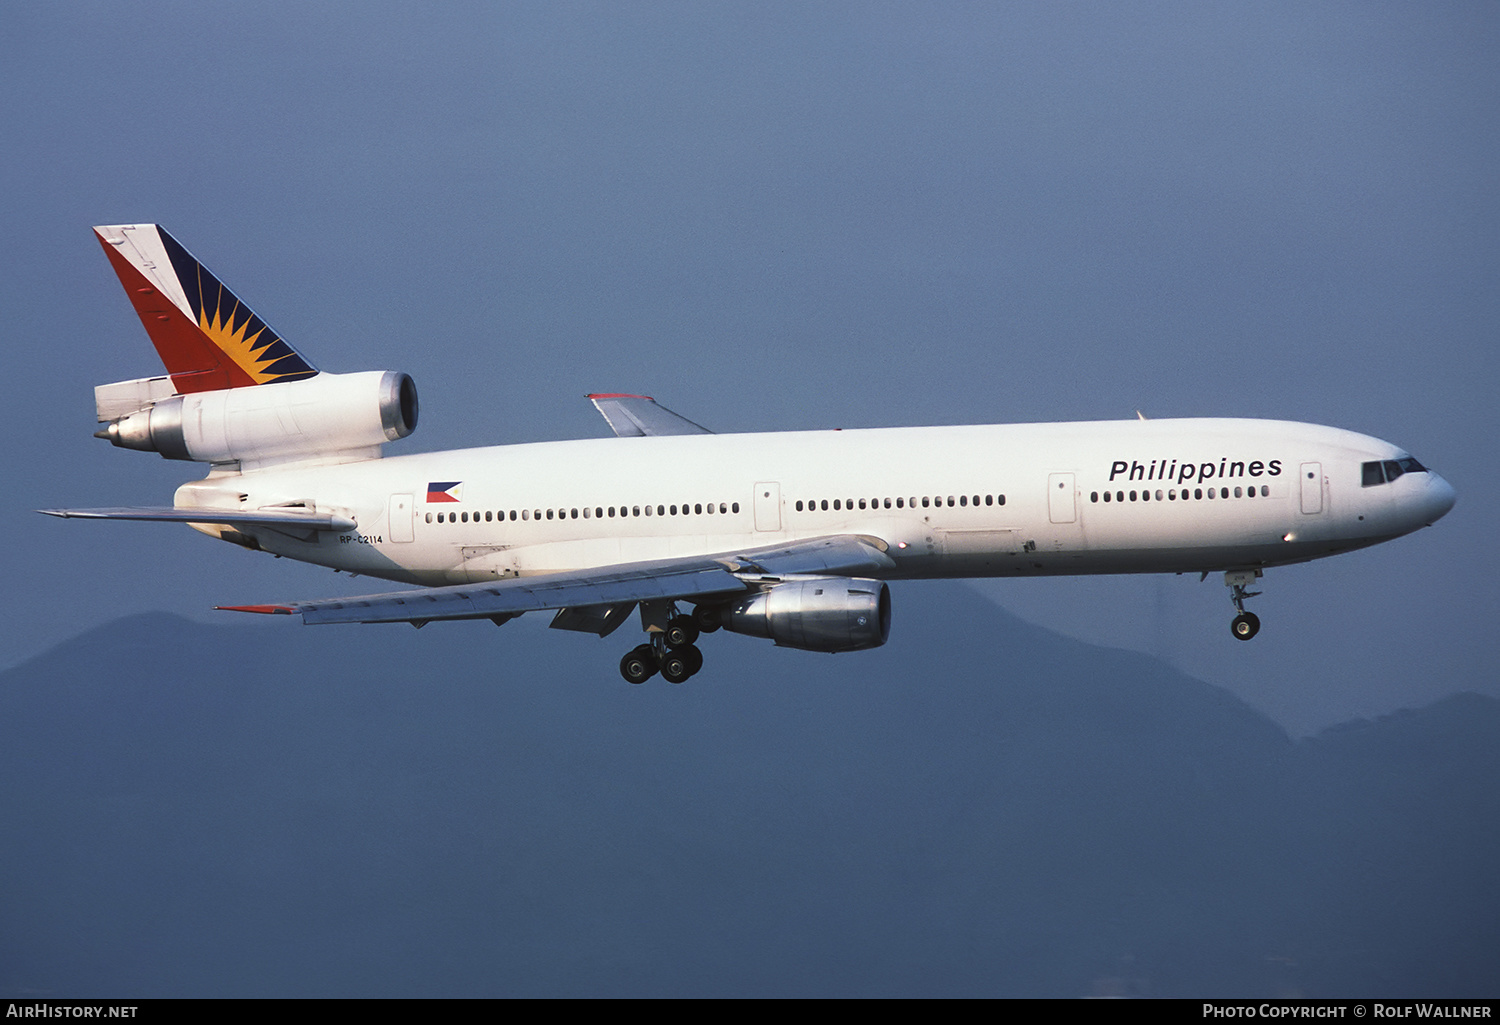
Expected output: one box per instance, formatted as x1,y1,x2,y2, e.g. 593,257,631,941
1225,569,1263,641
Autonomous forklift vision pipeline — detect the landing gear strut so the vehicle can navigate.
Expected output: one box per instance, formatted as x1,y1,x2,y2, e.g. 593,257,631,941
1225,569,1263,641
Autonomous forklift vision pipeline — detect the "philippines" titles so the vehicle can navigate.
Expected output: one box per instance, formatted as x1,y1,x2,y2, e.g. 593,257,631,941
1108,458,1283,485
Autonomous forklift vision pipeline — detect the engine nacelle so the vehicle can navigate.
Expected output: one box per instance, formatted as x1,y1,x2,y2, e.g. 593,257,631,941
98,370,417,466
719,577,891,653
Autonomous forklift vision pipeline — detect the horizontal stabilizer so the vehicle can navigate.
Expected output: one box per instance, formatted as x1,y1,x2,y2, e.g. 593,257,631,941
587,394,712,437
37,506,356,532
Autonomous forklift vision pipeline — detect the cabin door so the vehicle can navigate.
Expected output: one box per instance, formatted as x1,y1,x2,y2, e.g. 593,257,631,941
388,494,414,542
1300,462,1324,514
753,482,782,531
1047,473,1076,524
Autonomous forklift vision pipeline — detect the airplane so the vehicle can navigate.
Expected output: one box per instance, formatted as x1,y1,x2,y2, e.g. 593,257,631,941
41,224,1457,683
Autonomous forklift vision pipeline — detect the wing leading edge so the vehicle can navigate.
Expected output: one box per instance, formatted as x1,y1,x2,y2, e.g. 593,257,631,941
218,535,894,628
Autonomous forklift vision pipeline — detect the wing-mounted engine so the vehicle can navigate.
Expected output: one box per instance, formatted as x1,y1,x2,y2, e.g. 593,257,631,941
716,576,891,652
94,370,418,467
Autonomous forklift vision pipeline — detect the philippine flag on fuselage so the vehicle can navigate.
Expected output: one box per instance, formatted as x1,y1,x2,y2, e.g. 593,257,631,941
427,481,463,503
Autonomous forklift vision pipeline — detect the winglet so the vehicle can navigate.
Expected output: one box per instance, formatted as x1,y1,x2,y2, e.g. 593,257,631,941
587,393,713,437
94,224,318,393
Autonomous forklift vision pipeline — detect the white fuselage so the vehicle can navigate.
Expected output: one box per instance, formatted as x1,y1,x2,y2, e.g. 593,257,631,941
177,417,1455,587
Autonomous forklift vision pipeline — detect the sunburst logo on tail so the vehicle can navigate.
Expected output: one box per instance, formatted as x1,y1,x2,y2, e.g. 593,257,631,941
159,228,318,386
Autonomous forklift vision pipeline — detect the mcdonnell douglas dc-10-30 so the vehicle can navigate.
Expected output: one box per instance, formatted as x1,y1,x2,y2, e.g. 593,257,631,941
42,225,1456,683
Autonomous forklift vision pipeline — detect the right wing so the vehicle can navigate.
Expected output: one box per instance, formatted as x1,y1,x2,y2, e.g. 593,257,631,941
587,394,712,437
218,535,894,629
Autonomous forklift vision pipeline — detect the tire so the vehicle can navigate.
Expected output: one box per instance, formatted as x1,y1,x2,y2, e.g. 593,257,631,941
620,645,658,684
660,650,693,684
692,604,723,634
1231,612,1261,641
665,615,700,649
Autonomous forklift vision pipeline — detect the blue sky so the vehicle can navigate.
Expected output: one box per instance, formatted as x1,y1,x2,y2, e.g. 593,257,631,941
3,2,1495,734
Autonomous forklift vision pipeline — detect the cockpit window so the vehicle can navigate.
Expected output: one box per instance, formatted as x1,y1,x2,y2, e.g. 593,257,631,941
1363,457,1428,486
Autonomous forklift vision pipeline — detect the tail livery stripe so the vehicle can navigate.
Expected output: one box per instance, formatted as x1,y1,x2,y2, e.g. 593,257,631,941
94,224,317,393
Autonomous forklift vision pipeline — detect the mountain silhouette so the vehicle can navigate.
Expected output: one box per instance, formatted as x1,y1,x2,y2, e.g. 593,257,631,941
1,582,1494,997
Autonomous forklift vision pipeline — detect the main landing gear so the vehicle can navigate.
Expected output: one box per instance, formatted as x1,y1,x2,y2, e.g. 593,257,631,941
618,604,720,684
1225,569,1263,641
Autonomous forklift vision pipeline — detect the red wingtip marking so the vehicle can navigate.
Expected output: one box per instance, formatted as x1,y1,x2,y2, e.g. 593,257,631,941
216,604,296,615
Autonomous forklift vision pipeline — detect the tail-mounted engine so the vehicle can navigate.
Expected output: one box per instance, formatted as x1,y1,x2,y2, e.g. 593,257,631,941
717,576,891,653
94,370,418,467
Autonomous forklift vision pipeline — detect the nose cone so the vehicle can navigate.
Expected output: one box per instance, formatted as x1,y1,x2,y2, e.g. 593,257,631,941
1422,473,1457,524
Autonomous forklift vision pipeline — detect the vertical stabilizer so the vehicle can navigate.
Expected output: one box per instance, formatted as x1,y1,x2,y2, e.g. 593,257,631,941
94,224,318,393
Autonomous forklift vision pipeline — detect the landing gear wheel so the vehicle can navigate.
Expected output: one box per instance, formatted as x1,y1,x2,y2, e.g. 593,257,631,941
665,615,700,649
692,604,723,634
660,644,701,684
620,644,658,684
1231,612,1261,641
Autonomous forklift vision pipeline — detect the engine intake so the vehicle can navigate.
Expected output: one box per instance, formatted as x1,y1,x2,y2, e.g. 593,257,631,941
98,370,417,466
718,577,891,653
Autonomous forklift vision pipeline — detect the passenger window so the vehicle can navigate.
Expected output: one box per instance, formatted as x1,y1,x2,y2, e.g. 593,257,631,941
425,512,432,523
732,502,740,513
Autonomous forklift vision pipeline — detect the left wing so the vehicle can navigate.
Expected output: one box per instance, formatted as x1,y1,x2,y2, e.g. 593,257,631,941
218,535,894,629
